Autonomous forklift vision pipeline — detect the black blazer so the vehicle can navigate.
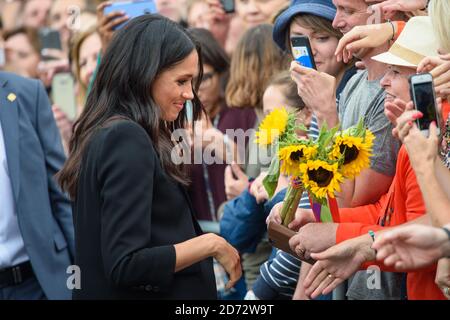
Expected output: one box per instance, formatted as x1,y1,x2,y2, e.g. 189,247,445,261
72,120,217,299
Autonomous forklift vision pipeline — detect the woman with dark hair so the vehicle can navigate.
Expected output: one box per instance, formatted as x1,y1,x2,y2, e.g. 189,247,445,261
57,14,241,300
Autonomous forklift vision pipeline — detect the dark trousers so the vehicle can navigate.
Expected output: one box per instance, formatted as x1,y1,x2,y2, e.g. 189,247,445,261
0,274,46,300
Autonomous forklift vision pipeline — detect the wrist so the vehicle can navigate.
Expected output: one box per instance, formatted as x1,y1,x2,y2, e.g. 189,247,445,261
440,227,450,257
359,233,377,262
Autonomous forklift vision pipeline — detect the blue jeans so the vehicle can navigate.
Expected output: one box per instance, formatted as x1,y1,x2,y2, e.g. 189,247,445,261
0,274,46,300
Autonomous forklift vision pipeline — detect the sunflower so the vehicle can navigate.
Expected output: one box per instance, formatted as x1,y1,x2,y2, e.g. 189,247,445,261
330,130,375,179
300,160,343,200
279,145,318,176
255,108,289,146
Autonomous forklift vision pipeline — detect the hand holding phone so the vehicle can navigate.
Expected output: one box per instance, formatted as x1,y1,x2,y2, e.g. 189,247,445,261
409,73,440,136
291,36,316,70
103,0,158,30
38,28,62,61
51,73,77,121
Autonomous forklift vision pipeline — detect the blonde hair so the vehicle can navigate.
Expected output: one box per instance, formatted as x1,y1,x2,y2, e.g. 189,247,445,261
226,24,289,109
70,25,98,107
429,0,450,53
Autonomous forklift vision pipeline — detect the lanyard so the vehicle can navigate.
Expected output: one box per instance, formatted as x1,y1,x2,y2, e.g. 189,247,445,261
201,113,221,221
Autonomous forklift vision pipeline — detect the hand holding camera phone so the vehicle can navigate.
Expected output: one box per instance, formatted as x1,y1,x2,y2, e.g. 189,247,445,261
409,73,440,136
103,0,158,30
52,73,77,121
38,28,62,61
290,36,316,70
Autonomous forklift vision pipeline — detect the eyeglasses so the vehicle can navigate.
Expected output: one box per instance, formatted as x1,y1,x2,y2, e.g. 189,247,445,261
194,71,216,90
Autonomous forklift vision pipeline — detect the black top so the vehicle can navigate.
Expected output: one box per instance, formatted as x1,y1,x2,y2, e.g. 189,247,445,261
72,120,217,299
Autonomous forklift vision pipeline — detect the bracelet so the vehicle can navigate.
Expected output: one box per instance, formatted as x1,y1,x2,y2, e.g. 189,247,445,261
387,20,395,41
368,230,376,242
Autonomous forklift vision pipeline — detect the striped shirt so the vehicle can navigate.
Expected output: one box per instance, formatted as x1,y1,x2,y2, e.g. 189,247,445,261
254,117,319,299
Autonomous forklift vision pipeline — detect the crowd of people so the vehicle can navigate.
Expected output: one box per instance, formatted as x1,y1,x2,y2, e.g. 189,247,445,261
0,0,449,300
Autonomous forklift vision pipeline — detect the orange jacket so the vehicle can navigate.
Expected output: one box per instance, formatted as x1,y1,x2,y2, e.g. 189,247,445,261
336,146,445,300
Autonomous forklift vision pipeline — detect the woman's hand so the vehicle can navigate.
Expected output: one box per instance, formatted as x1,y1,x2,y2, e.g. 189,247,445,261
37,50,70,87
289,223,338,261
224,162,248,200
335,23,393,63
249,171,269,204
384,98,413,127
211,234,242,290
205,0,231,47
266,204,315,231
366,0,428,19
97,1,129,54
372,224,450,270
435,258,450,300
394,109,439,175
290,61,338,128
418,53,450,100
52,105,73,154
303,236,374,299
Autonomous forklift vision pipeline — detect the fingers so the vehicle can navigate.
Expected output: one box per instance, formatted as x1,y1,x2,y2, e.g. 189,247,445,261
266,203,283,225
375,242,396,261
322,277,343,296
101,11,129,32
304,267,330,297
335,31,361,59
430,62,450,85
303,261,324,288
383,252,401,267
230,162,246,180
309,272,336,299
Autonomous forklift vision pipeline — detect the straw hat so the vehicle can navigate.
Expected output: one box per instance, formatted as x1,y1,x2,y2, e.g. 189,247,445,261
372,16,439,68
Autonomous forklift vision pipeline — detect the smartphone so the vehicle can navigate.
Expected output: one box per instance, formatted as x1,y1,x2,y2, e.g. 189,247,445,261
267,221,315,264
38,28,62,61
290,36,316,69
104,0,158,30
52,73,77,121
220,0,235,14
409,73,440,136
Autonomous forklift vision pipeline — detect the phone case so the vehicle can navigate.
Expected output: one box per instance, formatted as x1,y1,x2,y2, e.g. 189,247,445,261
104,0,158,30
52,73,77,121
267,221,315,264
291,36,316,70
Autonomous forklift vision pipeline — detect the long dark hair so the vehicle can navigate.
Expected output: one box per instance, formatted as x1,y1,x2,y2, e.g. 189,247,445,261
58,14,204,198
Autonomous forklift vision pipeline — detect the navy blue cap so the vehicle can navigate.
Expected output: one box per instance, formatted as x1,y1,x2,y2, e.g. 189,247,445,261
273,0,337,50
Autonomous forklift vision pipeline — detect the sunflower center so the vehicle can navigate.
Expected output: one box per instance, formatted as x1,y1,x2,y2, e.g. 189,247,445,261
308,167,334,187
339,144,359,164
290,150,304,162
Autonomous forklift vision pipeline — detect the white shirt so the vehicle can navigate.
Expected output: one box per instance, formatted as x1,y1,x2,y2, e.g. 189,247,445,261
0,119,29,269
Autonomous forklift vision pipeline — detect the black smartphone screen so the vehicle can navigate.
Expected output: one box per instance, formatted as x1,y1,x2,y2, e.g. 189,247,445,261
221,0,235,13
412,81,437,131
290,36,316,69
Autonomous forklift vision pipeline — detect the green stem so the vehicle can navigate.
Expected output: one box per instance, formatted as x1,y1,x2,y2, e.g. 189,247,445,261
280,184,304,227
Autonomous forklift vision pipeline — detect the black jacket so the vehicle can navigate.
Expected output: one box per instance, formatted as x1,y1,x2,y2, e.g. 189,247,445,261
72,120,216,299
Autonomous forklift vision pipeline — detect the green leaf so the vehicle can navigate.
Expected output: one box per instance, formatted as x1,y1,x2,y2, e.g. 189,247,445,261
263,156,280,199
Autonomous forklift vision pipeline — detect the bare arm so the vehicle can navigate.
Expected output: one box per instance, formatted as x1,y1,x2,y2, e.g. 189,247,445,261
338,168,394,207
413,159,450,227
174,233,241,290
293,263,313,300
